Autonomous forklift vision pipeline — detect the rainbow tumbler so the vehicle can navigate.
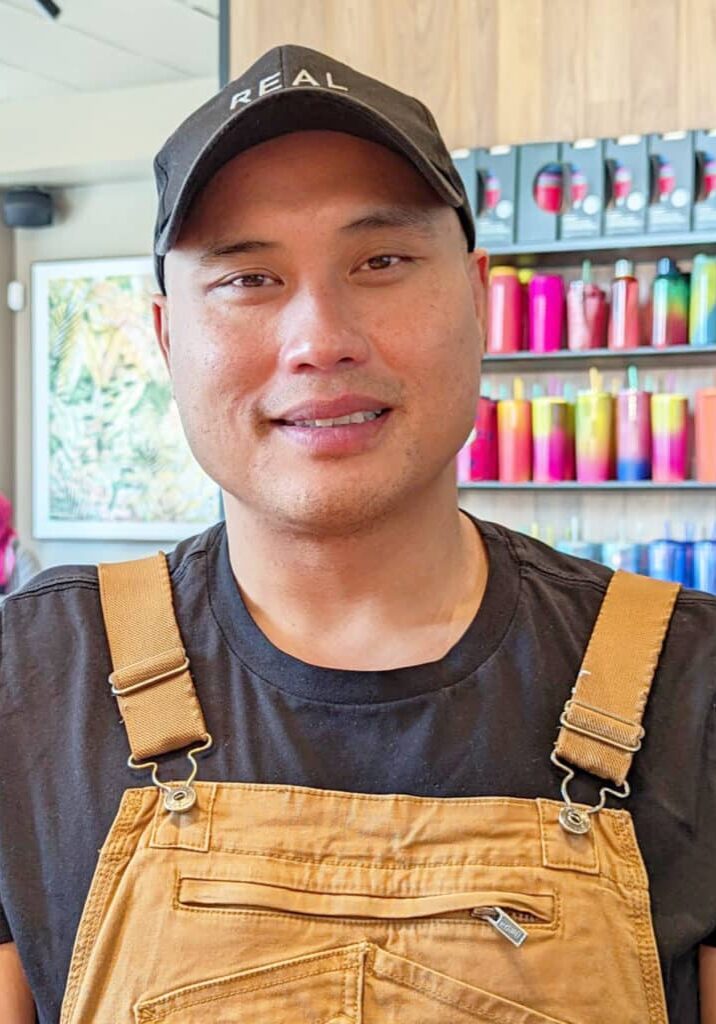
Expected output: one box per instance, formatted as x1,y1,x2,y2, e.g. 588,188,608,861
497,398,532,482
689,254,716,347
575,391,614,482
616,389,652,481
532,397,575,482
651,394,689,482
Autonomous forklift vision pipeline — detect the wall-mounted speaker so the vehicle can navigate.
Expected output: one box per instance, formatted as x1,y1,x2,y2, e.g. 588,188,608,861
2,187,54,228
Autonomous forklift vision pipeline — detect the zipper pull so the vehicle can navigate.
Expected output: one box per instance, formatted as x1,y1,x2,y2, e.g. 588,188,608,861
471,906,528,947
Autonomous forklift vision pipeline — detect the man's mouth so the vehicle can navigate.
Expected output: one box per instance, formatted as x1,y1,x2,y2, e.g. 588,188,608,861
278,409,390,428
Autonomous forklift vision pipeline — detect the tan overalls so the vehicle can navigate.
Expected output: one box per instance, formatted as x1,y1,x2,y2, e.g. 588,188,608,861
59,555,680,1023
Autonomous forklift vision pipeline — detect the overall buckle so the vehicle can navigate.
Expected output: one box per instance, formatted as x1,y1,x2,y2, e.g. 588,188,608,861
128,733,213,814
550,751,630,835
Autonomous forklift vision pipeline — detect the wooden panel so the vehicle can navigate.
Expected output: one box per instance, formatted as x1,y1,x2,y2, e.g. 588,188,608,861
228,0,716,149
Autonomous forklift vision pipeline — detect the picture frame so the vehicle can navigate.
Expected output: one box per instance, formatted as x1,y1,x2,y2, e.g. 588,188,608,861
32,255,222,541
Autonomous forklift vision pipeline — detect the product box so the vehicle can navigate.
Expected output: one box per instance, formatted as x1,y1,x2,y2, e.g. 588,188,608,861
693,129,716,231
451,145,518,248
474,145,518,247
558,138,605,240
516,142,560,245
604,135,649,235
646,131,694,234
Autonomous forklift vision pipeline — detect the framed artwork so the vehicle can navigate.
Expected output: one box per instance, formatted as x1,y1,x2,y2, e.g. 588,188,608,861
32,256,222,540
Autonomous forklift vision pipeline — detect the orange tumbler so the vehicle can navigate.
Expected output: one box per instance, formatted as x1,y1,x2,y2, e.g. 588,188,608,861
696,388,716,482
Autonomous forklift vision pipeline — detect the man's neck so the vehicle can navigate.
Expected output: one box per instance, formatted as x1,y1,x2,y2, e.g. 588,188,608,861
223,485,488,671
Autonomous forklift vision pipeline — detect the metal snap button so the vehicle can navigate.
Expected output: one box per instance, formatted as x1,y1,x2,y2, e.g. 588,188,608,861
163,785,197,814
559,805,591,835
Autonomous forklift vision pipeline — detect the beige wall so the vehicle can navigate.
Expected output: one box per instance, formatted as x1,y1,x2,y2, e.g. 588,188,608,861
228,0,716,149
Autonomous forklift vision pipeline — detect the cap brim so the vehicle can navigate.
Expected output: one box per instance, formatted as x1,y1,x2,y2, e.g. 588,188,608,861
155,87,465,258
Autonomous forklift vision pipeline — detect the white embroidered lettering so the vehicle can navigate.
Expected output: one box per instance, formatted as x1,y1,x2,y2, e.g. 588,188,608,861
259,72,282,96
230,89,252,111
325,72,348,92
292,68,320,87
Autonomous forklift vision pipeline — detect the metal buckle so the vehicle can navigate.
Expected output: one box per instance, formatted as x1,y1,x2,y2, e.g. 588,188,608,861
559,699,645,754
550,751,630,835
109,656,190,697
128,733,213,814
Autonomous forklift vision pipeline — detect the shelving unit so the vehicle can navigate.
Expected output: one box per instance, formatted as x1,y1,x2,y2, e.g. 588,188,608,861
458,232,716,540
483,344,716,372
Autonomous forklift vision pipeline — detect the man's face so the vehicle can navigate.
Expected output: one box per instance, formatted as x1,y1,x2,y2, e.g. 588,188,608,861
155,130,487,536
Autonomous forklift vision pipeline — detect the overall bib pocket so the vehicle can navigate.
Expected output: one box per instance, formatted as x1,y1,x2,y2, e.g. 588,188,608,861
134,940,571,1024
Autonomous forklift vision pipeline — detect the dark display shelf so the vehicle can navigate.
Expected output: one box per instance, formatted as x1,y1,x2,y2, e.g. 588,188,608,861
483,344,716,372
458,481,716,491
487,232,716,268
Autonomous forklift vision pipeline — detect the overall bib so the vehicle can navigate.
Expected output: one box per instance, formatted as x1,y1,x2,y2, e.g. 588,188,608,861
59,555,680,1024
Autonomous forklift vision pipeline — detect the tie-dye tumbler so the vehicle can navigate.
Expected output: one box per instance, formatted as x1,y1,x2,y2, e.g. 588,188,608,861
651,258,689,348
456,397,498,482
689,254,716,347
497,396,532,482
651,394,689,482
575,391,614,482
616,389,652,481
532,397,575,482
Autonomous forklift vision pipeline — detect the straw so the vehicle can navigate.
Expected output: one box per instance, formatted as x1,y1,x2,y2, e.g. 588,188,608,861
589,367,602,393
514,377,524,402
627,365,639,391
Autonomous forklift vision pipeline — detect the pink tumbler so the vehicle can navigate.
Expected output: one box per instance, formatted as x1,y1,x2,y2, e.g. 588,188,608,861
456,398,498,481
487,267,524,354
528,274,565,353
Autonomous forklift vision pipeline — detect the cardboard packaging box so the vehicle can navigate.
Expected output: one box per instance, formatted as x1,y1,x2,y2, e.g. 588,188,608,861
693,130,716,232
647,131,694,234
516,142,561,245
604,135,649,235
559,139,605,240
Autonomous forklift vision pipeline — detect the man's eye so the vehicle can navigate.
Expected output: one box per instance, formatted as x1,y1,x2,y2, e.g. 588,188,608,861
362,255,406,271
228,273,274,288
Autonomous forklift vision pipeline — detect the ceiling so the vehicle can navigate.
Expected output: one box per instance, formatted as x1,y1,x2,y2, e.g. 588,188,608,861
0,0,219,102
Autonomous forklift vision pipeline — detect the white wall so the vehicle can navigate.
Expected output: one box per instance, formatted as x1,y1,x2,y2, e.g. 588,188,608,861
12,178,185,567
0,220,14,498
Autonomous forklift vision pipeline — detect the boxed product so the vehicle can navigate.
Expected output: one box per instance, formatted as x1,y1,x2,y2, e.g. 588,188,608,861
559,138,605,240
647,131,694,234
516,142,561,244
604,135,649,235
473,145,518,247
693,129,716,231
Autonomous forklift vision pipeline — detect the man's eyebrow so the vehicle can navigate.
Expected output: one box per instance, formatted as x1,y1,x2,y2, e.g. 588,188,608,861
340,205,441,236
198,206,440,264
199,239,280,264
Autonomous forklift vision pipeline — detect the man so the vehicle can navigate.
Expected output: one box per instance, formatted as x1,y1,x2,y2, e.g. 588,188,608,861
0,45,714,1023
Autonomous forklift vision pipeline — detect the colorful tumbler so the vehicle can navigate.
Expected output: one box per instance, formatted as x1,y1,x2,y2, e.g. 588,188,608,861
458,397,498,481
608,258,640,350
528,274,565,353
497,379,532,482
487,267,523,354
616,370,652,481
651,393,689,482
566,260,608,351
532,396,575,482
651,257,689,348
575,377,614,483
689,254,716,347
695,387,716,481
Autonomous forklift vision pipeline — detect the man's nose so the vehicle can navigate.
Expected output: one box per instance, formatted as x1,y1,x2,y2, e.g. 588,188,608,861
277,285,371,373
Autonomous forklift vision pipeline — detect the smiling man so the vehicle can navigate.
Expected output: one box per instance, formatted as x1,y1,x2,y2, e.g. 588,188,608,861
0,45,715,1024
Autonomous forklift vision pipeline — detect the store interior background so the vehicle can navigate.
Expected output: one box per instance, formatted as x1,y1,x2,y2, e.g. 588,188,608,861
1,0,715,573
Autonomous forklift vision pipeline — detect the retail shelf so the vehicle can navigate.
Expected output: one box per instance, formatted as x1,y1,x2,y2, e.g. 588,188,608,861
458,481,716,491
487,232,716,268
482,344,716,372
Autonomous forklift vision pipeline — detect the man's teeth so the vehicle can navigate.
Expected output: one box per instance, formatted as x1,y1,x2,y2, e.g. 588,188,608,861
289,410,384,428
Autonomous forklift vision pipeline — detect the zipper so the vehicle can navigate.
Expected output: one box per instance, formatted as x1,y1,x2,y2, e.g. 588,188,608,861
470,906,530,947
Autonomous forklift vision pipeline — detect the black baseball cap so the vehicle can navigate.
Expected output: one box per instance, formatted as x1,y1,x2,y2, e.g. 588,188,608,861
153,44,475,292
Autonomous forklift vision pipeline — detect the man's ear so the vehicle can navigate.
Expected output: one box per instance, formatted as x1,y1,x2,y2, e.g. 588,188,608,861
152,293,171,370
467,248,489,350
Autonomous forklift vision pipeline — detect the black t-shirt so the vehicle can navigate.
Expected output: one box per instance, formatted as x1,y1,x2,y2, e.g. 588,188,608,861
0,516,714,1024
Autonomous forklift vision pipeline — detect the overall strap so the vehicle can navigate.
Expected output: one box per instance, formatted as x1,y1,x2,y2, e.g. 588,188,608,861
98,553,208,762
554,570,680,788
